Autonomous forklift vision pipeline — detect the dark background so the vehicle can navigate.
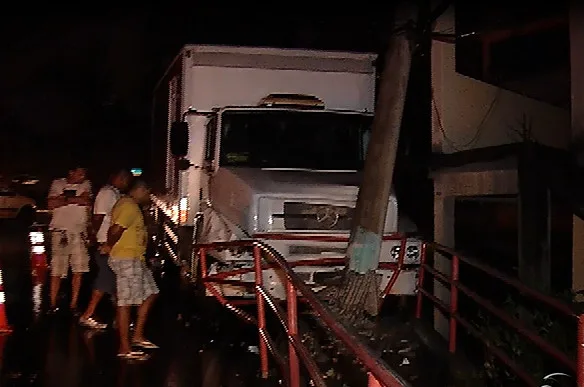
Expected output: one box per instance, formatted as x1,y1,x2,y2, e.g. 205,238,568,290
455,0,570,108
0,5,402,183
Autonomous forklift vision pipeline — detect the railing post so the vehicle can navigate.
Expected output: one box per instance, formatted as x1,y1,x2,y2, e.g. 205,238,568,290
578,314,584,387
286,279,300,387
415,243,427,319
449,255,459,353
368,372,386,387
253,244,269,379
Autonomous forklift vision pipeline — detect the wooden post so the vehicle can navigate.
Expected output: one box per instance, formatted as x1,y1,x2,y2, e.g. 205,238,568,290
339,18,415,318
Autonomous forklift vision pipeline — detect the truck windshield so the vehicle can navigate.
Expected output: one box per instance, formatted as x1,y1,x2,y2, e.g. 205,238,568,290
220,109,372,170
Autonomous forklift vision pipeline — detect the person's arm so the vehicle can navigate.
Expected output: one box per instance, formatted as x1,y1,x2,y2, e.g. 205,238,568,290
92,189,113,229
100,201,135,254
89,189,112,243
92,214,105,233
104,224,125,251
68,181,92,206
47,180,66,210
68,192,91,206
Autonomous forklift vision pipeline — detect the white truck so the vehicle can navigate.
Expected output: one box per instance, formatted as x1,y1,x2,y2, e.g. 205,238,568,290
151,45,421,301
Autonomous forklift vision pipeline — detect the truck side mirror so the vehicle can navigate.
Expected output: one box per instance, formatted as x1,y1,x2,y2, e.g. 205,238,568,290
170,122,189,158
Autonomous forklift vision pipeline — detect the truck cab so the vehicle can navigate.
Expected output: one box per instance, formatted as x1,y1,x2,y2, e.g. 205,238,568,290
151,45,421,300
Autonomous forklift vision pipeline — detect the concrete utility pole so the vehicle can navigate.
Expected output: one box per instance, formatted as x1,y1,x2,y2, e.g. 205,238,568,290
337,8,416,319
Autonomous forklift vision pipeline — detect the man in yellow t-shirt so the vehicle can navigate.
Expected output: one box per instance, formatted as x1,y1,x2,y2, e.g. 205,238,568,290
100,180,159,360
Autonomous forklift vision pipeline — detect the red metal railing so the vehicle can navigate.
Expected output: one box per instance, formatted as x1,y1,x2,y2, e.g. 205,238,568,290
415,241,584,387
255,233,416,303
196,239,411,387
199,233,417,306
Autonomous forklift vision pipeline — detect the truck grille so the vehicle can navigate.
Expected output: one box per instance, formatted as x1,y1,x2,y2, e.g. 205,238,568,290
289,245,346,255
282,202,354,231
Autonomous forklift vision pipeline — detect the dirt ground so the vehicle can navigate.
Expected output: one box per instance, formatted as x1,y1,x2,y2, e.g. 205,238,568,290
299,296,486,387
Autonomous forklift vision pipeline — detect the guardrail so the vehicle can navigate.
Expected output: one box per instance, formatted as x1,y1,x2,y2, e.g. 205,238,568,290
415,241,584,387
196,239,410,387
203,232,419,301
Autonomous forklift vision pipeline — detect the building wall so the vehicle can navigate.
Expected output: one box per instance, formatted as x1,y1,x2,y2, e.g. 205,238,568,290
430,5,571,338
431,7,571,154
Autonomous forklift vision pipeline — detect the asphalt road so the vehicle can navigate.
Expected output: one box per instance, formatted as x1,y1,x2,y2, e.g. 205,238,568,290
0,218,272,387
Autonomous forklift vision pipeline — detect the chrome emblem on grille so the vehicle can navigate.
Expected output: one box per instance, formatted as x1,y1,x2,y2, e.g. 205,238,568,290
315,206,341,229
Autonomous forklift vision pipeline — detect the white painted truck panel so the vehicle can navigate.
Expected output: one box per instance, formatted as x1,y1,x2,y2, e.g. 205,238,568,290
181,45,376,112
187,66,375,112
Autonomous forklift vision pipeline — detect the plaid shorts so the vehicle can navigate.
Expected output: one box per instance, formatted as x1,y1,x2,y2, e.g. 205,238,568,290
50,230,90,277
108,258,159,306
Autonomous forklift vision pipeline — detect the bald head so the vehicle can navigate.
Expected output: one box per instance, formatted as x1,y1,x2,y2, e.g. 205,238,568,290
111,168,132,191
129,180,150,204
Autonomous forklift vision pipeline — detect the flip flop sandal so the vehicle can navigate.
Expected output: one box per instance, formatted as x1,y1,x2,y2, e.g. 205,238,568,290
79,317,108,330
117,351,150,361
132,340,159,349
79,317,99,328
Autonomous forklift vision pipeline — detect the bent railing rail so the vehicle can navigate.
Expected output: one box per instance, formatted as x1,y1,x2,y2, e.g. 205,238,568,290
416,241,584,387
196,239,410,387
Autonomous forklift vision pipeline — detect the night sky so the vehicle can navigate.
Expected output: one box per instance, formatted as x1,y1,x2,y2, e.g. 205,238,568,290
0,5,398,185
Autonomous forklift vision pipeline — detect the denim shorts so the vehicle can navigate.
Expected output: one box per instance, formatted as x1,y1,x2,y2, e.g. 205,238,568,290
93,251,116,295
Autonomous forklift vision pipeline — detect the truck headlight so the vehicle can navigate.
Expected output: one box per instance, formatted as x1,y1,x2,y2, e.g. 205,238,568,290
406,245,419,260
390,244,420,262
390,246,401,260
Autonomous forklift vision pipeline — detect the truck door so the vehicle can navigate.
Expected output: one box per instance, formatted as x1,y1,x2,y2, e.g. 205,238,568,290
167,75,182,195
204,115,218,170
201,114,218,201
177,113,214,223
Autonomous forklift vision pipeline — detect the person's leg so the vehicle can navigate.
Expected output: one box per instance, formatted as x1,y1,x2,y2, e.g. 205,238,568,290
49,276,61,309
133,294,157,343
69,232,90,310
80,251,114,322
111,294,118,329
117,305,132,354
110,259,141,356
80,290,104,320
70,273,82,310
49,232,68,310
133,261,160,344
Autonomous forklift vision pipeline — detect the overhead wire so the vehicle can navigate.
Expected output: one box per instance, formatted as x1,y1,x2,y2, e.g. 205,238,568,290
390,0,501,153
421,0,507,152
431,87,501,152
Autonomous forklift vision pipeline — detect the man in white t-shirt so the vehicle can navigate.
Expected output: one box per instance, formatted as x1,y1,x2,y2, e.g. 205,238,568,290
48,165,92,313
79,168,131,329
